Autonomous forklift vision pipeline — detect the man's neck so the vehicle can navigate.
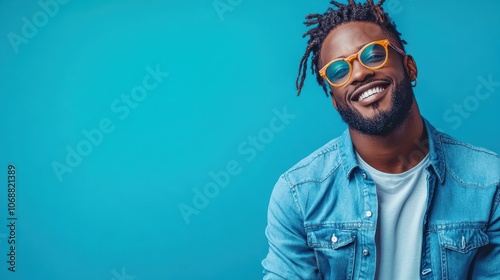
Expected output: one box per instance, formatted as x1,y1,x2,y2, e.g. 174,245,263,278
350,104,429,174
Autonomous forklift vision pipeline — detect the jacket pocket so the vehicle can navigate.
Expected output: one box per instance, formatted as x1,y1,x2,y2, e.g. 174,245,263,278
439,228,489,253
306,226,356,280
437,226,489,279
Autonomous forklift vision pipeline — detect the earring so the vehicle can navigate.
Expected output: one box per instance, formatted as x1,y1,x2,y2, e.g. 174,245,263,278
411,78,417,88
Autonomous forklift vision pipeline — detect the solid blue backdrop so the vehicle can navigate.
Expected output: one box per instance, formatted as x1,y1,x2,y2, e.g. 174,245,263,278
0,0,499,279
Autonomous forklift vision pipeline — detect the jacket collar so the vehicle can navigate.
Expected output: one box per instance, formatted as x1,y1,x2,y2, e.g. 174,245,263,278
339,117,446,183
423,118,446,183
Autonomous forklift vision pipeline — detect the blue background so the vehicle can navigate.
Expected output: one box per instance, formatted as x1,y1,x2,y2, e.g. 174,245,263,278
1,0,499,279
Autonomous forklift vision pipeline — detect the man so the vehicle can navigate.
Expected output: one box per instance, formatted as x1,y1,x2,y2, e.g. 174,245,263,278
262,1,500,279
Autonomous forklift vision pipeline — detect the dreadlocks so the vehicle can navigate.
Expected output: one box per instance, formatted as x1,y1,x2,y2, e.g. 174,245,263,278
296,0,407,96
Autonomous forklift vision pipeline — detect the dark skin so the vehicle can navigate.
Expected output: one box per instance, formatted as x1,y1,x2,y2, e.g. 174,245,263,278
320,21,428,173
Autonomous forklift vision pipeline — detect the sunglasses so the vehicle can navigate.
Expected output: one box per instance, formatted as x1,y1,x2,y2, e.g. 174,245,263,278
319,39,406,87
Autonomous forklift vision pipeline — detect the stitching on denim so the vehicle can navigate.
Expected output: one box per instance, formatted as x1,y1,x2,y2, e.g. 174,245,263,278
284,175,306,221
489,184,500,232
305,223,363,229
309,236,355,249
440,136,500,158
348,241,356,280
282,146,342,186
421,232,433,277
440,241,447,280
306,228,356,248
431,130,447,183
446,169,498,189
293,163,342,186
439,134,500,188
439,231,488,252
287,144,341,173
428,222,488,231
312,250,322,280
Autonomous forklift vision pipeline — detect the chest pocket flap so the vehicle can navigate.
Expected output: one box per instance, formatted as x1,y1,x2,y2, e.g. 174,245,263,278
438,228,489,254
306,227,356,250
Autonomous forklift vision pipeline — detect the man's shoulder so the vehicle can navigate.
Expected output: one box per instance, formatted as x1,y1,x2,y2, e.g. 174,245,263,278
434,129,500,186
280,134,346,186
436,129,499,160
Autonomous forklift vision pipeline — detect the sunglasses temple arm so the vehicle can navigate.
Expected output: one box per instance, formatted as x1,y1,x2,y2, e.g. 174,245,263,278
389,43,406,56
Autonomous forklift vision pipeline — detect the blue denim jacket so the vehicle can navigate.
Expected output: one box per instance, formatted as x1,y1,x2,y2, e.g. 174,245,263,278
262,119,500,279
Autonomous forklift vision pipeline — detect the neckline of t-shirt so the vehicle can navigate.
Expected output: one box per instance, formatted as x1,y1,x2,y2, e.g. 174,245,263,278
356,152,430,179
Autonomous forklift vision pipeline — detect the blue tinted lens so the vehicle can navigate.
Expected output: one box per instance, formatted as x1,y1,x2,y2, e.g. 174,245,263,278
326,60,350,84
360,44,387,67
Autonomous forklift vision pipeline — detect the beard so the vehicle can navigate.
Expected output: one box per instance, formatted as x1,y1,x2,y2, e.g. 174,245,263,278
335,77,414,136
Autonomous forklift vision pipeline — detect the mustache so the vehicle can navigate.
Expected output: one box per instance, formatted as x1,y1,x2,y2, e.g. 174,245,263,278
352,78,392,93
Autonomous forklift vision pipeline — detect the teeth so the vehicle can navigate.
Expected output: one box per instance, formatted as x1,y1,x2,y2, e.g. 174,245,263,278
358,86,385,101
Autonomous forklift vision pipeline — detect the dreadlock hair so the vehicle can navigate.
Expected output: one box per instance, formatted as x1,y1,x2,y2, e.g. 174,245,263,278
296,0,407,97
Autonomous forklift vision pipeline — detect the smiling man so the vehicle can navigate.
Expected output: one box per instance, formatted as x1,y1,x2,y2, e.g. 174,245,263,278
262,1,500,279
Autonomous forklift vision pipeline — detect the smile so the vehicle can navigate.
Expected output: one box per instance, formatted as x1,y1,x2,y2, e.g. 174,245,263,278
358,86,386,101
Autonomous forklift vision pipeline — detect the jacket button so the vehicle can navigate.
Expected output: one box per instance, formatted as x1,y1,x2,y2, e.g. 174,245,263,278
362,249,369,256
362,173,367,179
365,211,373,217
421,268,432,275
331,234,338,243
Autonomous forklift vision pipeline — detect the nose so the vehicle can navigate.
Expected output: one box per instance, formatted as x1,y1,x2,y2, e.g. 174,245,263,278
349,59,374,85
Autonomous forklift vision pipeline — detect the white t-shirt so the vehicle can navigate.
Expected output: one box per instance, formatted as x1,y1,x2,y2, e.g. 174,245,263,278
357,153,429,280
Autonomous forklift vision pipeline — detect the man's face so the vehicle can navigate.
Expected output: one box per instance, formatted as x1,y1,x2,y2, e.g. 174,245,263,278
319,21,416,136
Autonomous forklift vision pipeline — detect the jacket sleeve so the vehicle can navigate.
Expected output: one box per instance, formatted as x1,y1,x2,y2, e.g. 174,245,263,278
470,184,500,279
262,175,320,279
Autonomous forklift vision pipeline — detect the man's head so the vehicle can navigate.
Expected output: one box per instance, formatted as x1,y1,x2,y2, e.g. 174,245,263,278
296,0,418,136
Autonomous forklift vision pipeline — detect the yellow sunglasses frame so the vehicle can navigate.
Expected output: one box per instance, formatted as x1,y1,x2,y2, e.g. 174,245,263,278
319,39,406,87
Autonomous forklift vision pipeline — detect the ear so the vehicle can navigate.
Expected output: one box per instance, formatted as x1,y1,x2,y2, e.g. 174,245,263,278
404,55,418,81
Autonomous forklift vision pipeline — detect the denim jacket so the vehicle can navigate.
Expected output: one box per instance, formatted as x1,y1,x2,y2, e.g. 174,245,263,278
262,118,500,279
